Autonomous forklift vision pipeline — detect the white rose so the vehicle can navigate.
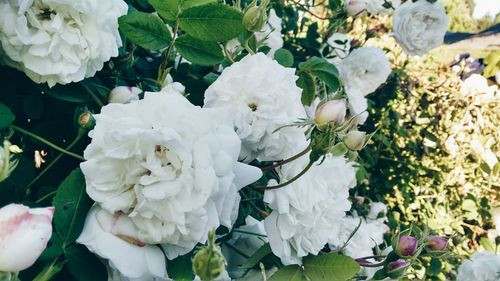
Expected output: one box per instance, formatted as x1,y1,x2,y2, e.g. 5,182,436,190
255,10,283,57
263,154,356,265
80,91,262,259
367,202,388,221
109,87,142,104
204,53,308,162
344,0,368,16
340,47,391,96
330,215,388,279
0,0,127,87
325,33,351,65
457,252,500,281
77,206,169,281
347,89,369,125
221,216,267,278
0,204,54,272
392,0,449,56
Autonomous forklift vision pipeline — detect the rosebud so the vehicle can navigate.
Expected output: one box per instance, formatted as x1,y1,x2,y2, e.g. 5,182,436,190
343,130,367,151
0,141,18,183
108,86,141,104
77,111,96,130
192,231,226,281
0,204,54,272
426,236,448,251
386,259,409,279
397,236,418,257
242,0,269,32
315,100,347,125
345,0,367,16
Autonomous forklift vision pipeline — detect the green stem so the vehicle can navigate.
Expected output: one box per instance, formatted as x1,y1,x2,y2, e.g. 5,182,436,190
261,144,312,171
157,18,180,85
13,126,85,161
82,84,104,107
232,229,267,238
26,131,85,197
254,161,314,190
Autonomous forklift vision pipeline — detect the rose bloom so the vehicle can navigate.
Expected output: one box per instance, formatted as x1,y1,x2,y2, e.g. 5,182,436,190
80,90,262,259
339,47,391,97
393,0,449,56
263,154,356,265
457,252,500,281
255,9,283,57
78,206,169,281
204,53,307,162
0,204,54,272
0,0,127,87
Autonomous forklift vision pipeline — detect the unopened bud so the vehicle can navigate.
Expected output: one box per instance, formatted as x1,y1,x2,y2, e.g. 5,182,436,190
344,130,367,151
77,111,95,130
397,236,418,257
386,259,409,279
192,231,226,281
426,236,448,251
315,100,347,125
108,86,141,104
0,141,18,183
243,0,269,32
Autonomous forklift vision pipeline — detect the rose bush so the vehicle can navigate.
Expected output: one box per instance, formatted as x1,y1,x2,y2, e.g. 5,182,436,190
0,0,481,280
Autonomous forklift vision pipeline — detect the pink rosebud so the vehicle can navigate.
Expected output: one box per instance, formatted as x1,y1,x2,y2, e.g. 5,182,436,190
315,100,347,125
387,259,409,271
426,236,448,251
344,130,367,151
0,204,54,272
398,236,418,257
108,86,142,104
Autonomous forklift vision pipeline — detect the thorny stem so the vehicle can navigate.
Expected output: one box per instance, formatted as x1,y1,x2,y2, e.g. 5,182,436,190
254,161,314,190
260,144,312,171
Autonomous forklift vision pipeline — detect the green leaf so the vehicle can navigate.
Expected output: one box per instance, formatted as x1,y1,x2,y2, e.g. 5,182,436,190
174,35,224,66
167,253,195,281
178,4,243,42
66,245,108,281
0,102,15,129
274,48,294,68
149,0,179,21
181,0,217,10
241,243,273,269
297,71,316,106
268,265,306,281
479,237,495,252
53,169,93,249
302,253,360,281
299,57,340,91
119,12,172,50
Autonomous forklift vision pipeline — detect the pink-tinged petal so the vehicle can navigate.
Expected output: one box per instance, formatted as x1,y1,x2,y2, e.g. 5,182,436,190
0,204,53,272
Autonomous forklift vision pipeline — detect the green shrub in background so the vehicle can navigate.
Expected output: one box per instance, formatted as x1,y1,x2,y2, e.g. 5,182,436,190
358,52,499,279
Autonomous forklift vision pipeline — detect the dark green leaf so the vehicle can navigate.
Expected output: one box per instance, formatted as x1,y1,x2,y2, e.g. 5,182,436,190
119,12,172,50
167,253,195,281
149,0,179,22
175,35,224,65
181,0,217,10
268,265,306,281
178,4,243,42
297,71,316,106
53,169,93,249
66,245,108,281
274,49,294,67
0,102,15,129
302,253,360,281
241,243,273,269
299,57,340,91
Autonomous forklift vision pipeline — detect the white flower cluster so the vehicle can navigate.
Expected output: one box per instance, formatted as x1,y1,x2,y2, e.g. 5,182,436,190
204,53,308,162
263,154,356,265
456,252,500,281
0,0,127,87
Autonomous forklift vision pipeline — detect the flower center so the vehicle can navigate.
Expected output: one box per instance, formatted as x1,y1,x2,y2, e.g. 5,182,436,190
248,103,258,112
